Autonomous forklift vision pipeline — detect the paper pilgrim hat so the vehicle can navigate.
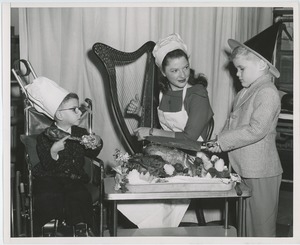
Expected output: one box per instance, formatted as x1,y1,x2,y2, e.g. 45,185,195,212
228,22,282,78
152,33,188,68
25,76,69,119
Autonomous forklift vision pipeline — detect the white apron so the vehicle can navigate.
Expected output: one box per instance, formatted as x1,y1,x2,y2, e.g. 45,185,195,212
157,84,203,141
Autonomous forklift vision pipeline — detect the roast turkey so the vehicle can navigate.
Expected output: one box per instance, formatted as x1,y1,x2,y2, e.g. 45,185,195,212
143,143,189,169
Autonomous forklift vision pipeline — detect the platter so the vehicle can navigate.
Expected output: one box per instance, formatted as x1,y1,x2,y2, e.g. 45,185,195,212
126,176,233,193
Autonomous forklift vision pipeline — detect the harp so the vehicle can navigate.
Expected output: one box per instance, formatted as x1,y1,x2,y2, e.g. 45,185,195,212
92,41,161,154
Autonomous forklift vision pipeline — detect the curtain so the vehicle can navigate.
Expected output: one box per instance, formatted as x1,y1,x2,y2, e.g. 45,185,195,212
19,7,273,165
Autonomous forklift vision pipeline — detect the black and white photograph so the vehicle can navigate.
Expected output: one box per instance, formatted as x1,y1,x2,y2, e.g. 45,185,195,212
1,1,299,244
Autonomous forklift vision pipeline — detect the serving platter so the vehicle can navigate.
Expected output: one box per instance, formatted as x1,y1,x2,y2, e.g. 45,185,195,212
126,176,233,193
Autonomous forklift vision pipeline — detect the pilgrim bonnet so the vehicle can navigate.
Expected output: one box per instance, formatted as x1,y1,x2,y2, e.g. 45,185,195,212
25,76,69,119
152,33,188,68
228,22,282,78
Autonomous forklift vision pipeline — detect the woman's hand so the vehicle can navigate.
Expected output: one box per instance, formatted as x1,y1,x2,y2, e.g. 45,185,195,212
134,127,151,141
127,94,142,117
50,135,70,160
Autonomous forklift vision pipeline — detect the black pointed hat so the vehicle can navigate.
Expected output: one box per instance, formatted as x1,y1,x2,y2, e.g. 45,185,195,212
228,22,282,78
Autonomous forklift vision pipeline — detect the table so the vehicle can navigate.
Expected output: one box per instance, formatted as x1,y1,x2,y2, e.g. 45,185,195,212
103,177,251,237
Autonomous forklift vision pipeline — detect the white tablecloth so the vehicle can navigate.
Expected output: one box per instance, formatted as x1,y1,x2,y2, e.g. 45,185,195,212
118,200,190,228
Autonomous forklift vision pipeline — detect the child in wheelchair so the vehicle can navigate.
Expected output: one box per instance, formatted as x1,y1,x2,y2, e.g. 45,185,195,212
25,77,103,236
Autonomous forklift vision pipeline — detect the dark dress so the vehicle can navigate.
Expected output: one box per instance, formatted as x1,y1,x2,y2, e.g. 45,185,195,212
32,124,101,235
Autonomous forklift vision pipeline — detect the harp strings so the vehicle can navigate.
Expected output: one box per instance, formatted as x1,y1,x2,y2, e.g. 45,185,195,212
114,53,148,135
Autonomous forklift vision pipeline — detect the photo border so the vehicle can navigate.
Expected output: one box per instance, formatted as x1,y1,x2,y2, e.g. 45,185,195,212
1,1,299,245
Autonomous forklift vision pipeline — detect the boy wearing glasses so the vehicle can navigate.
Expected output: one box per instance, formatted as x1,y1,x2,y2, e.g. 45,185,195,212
26,77,102,236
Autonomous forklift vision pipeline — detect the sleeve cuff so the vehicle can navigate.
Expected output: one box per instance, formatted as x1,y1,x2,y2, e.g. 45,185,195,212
51,153,59,161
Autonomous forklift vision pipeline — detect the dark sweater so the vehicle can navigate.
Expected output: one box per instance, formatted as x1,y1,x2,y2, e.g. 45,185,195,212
159,83,213,141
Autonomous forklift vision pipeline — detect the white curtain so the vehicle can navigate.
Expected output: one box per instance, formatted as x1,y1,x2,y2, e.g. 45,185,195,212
18,7,273,165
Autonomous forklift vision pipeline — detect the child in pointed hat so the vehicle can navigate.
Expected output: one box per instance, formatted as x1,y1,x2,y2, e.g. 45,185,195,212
208,22,283,237
26,77,103,236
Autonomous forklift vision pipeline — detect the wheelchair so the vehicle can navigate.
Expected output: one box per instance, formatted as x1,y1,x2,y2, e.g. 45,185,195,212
11,60,106,237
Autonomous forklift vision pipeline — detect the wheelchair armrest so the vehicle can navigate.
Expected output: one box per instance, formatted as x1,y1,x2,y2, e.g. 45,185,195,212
91,158,105,187
84,157,105,187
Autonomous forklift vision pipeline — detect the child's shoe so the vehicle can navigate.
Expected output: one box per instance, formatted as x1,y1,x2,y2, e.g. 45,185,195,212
42,219,59,237
73,222,88,237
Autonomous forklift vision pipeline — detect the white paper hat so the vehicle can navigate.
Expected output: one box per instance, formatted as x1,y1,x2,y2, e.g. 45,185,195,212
25,76,69,119
152,33,188,68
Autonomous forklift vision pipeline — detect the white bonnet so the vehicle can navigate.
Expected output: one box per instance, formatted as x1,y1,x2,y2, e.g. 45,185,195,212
25,76,69,119
152,33,188,68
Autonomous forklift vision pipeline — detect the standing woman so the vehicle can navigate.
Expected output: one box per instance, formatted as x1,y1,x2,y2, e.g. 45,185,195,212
127,33,214,142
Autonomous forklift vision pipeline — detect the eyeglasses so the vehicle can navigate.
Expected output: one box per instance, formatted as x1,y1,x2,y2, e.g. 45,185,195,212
58,107,81,114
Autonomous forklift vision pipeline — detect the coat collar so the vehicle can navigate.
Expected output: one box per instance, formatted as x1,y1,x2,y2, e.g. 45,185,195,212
53,122,72,134
233,74,272,110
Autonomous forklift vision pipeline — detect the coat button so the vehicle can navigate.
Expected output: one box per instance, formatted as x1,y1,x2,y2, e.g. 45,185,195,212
231,114,237,119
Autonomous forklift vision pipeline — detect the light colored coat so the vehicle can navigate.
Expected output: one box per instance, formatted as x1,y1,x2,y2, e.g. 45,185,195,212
219,74,283,178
